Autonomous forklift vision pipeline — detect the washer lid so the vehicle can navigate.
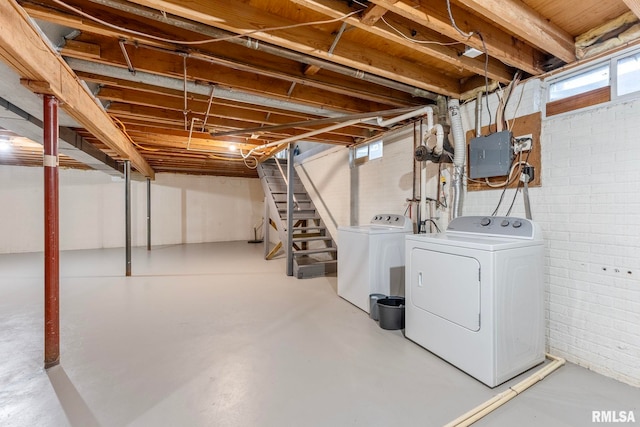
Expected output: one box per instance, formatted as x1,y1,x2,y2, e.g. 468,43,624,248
339,224,413,234
338,214,413,233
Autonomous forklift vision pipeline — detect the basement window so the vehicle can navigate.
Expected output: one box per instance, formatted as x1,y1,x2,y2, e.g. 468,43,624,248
351,139,383,166
548,64,610,102
617,52,640,96
545,46,640,116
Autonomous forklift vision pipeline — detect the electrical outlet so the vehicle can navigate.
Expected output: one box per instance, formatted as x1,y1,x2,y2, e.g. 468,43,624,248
514,134,533,152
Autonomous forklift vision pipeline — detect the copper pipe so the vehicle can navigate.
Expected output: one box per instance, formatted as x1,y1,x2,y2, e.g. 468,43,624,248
43,95,60,369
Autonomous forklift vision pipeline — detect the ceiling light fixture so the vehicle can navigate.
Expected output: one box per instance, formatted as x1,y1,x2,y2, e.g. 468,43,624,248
228,143,237,152
462,46,483,58
0,139,11,152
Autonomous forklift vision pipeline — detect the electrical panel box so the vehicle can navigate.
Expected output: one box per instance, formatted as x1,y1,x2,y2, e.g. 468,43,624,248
469,130,513,179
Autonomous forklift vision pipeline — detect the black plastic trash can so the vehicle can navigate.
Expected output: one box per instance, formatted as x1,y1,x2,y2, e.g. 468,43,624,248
369,293,386,321
377,296,405,330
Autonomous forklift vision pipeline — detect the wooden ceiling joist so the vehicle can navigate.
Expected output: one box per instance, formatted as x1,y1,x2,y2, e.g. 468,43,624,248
119,0,462,96
61,36,395,113
287,0,514,83
368,0,547,76
0,0,154,178
455,0,575,64
624,0,640,20
26,1,422,108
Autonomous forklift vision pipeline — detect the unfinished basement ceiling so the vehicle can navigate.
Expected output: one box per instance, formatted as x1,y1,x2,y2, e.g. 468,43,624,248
0,0,638,177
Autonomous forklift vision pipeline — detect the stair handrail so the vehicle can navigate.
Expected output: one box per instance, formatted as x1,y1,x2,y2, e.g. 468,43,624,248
274,157,299,208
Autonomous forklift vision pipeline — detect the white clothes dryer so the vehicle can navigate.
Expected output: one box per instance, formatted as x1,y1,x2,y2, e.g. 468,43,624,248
405,216,545,387
338,214,413,313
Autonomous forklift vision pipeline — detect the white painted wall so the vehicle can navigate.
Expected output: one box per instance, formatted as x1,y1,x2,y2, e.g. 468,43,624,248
0,166,264,253
296,126,427,244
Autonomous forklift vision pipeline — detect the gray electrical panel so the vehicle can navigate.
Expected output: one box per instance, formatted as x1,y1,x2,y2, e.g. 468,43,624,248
469,130,513,179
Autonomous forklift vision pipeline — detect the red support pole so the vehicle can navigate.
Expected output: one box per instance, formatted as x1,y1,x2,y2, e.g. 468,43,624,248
43,94,60,369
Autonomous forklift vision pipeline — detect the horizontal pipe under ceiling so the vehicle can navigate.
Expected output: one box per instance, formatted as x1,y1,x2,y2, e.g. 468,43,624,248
65,58,348,118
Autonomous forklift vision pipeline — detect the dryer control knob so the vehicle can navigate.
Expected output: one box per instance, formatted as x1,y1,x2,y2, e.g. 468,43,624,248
501,219,510,227
512,220,522,228
480,217,491,226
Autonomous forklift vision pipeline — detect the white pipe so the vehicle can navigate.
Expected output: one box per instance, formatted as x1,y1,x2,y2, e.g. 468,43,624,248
377,106,433,127
448,100,465,167
444,354,566,427
243,117,375,158
448,99,466,218
429,124,444,157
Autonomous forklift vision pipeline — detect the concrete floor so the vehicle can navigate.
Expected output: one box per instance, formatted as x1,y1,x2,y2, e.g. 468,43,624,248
0,241,638,427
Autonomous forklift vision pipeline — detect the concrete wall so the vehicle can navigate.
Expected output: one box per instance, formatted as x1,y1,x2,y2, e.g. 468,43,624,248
0,166,264,253
297,79,640,387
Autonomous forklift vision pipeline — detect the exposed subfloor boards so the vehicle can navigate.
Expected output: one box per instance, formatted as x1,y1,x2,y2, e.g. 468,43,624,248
0,242,638,426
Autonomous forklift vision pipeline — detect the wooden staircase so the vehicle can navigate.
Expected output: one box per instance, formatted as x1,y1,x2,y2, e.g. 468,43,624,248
257,158,337,279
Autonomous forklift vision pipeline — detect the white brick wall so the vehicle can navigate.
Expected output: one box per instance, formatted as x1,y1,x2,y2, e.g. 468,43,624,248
461,81,640,387
300,78,640,387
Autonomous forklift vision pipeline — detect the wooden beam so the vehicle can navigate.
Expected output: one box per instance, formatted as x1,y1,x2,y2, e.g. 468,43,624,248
121,0,462,95
63,35,396,113
368,0,547,75
106,103,358,144
0,1,154,178
360,3,390,26
454,0,575,64
24,1,427,106
61,40,101,60
96,86,374,138
303,64,322,75
624,0,640,20
288,0,513,83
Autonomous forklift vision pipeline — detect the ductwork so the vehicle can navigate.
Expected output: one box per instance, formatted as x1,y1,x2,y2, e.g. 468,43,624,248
448,99,466,218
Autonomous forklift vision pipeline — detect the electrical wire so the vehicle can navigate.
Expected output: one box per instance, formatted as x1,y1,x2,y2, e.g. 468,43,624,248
477,32,493,133
50,0,363,46
505,148,532,216
489,150,520,216
445,0,474,38
507,78,527,131
425,219,442,233
381,16,464,46
111,115,160,152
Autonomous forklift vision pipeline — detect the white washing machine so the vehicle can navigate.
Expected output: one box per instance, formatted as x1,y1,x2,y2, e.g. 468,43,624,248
405,216,545,387
338,214,413,313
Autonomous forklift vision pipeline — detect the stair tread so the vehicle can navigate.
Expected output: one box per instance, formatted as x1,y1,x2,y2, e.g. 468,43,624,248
292,236,332,242
278,208,316,213
294,247,337,255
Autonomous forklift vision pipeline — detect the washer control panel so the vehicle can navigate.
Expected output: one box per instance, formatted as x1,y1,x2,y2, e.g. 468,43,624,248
446,216,537,239
370,214,410,228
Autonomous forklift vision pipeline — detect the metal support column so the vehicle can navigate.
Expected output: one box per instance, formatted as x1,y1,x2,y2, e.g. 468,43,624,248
263,196,270,258
43,95,60,369
286,145,295,276
124,160,131,276
146,177,151,251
